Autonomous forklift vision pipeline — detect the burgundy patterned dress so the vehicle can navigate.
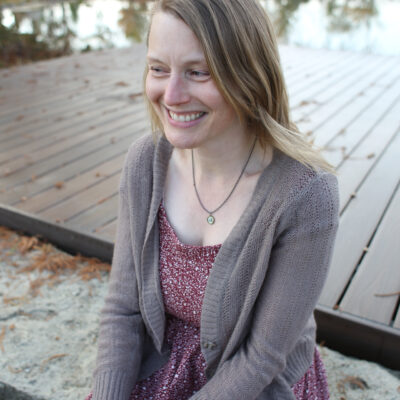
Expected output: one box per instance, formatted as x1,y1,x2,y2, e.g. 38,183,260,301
86,203,330,399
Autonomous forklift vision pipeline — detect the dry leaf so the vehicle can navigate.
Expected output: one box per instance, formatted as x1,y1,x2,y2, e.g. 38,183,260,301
54,181,64,189
0,326,6,353
374,291,400,297
366,153,375,159
8,365,23,374
337,375,368,393
128,92,143,100
18,236,39,253
40,354,68,372
116,81,129,87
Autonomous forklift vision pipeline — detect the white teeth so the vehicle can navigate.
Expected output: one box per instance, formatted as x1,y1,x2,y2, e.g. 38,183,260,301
169,111,203,122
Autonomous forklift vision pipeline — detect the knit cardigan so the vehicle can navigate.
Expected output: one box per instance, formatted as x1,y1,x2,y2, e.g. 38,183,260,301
92,134,339,400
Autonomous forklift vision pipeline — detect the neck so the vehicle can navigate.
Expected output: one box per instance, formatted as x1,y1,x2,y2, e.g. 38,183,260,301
177,134,257,181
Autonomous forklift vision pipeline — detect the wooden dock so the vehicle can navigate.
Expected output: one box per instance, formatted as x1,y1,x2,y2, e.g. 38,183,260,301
1,44,399,369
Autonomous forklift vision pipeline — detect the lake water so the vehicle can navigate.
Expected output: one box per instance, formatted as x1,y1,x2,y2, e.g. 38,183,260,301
1,0,400,58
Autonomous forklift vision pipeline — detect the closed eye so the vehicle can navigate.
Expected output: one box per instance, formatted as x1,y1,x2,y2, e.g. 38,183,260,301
149,65,168,76
188,70,210,81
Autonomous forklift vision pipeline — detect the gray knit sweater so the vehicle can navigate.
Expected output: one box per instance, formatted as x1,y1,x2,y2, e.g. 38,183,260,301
92,134,339,400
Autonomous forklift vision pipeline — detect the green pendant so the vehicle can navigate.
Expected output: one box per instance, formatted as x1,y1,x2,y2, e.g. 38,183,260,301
207,215,215,225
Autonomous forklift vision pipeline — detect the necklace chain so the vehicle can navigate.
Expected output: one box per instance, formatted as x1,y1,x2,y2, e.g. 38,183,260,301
191,137,257,224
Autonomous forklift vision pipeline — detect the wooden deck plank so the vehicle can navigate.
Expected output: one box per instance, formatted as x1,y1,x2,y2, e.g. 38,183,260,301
294,56,396,136
0,93,137,154
313,70,400,148
335,101,400,211
285,51,358,97
319,131,400,307
0,107,145,175
16,153,126,214
93,219,117,242
323,80,400,169
0,103,139,165
39,172,120,222
0,125,148,204
290,52,384,110
288,52,369,106
340,183,400,325
65,193,119,233
1,113,147,190
0,81,141,138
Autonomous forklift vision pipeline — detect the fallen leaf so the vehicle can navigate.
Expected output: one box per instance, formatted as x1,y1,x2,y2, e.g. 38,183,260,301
97,197,109,205
15,115,24,121
374,291,400,297
337,375,368,393
366,153,375,159
40,353,68,372
0,326,5,352
128,92,143,100
54,181,64,189
8,365,23,374
115,81,129,87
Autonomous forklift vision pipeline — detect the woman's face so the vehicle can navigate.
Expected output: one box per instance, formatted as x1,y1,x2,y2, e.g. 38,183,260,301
145,12,242,150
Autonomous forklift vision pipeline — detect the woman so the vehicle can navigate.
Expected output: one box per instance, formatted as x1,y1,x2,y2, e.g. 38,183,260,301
87,0,339,399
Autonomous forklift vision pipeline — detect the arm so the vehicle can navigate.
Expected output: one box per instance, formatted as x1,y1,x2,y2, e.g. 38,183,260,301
192,173,339,400
92,165,145,400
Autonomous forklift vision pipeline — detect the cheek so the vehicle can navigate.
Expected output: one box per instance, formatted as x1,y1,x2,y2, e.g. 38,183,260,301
202,83,234,115
145,74,162,105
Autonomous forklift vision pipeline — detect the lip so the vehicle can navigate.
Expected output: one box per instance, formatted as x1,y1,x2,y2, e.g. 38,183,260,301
164,106,207,128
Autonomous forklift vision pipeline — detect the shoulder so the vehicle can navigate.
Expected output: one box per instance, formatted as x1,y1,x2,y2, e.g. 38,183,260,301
268,149,339,224
124,134,156,171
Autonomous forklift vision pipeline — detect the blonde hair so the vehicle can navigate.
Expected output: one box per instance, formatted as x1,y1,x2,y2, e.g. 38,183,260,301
145,0,334,173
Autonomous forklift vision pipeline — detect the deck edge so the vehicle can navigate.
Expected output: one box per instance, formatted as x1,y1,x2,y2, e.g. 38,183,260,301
315,304,400,370
0,204,113,262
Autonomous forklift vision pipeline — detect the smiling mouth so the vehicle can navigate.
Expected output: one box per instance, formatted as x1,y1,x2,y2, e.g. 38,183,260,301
168,110,206,122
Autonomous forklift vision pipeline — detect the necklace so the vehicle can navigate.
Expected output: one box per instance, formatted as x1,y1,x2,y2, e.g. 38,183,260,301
191,137,257,225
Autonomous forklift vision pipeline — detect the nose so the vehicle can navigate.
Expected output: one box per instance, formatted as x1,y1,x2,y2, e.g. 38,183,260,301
163,74,190,106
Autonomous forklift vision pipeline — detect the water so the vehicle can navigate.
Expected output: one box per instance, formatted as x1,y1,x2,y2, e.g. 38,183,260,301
1,0,399,67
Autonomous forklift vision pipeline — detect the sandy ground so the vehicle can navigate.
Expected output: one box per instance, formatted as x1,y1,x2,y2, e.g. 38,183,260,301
0,226,399,400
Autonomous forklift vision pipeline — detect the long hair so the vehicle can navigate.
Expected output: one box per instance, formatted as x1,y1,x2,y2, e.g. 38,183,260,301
145,0,334,173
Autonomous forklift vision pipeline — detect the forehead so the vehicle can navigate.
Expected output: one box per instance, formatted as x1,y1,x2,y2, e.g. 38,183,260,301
147,12,206,63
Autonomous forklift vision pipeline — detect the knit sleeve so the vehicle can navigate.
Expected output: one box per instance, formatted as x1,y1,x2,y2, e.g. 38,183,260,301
191,172,339,400
91,156,145,400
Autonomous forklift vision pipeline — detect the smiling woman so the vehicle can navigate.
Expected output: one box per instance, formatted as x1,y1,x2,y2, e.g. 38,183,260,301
86,1,339,400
